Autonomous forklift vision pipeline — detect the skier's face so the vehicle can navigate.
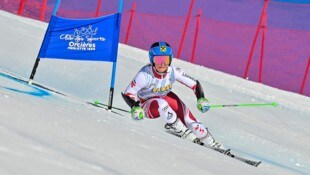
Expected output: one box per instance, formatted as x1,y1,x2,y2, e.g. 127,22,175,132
154,62,169,73
153,56,170,73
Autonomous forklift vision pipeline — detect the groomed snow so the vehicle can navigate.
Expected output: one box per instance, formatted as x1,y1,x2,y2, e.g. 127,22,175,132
0,10,309,175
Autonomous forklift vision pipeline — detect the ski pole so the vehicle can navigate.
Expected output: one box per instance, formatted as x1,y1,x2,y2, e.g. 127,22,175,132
210,102,278,108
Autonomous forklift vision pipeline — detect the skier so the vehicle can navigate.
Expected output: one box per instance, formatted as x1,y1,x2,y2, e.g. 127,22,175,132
122,41,224,149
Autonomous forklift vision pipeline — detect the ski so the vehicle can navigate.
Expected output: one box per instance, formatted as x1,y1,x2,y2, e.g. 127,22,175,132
166,130,261,167
226,151,262,167
207,145,261,167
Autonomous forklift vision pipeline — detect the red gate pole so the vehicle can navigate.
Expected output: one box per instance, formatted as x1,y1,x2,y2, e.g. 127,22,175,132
95,0,102,17
259,13,267,83
40,0,47,21
124,2,137,44
299,57,310,95
18,0,26,16
177,0,195,59
191,9,202,63
243,0,270,79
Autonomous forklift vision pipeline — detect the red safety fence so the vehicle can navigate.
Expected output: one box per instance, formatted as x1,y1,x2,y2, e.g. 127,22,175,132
0,0,309,96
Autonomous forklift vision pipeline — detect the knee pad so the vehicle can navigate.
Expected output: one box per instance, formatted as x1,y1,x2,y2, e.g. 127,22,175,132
188,122,208,139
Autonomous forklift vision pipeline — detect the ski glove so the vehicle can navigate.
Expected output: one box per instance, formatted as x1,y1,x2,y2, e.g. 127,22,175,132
197,98,210,113
130,106,145,120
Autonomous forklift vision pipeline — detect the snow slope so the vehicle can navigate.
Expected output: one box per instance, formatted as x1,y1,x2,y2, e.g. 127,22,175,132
0,10,309,175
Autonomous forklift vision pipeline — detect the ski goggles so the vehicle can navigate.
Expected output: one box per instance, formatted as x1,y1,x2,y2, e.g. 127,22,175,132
153,56,171,65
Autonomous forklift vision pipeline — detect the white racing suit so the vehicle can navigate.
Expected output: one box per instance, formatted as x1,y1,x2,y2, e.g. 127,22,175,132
123,64,209,140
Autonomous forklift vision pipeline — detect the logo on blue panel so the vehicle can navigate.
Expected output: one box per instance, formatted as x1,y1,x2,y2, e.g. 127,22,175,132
59,25,106,51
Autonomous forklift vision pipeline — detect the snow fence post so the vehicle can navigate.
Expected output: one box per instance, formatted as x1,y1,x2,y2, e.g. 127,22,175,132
191,9,202,63
243,0,269,80
299,57,310,95
177,0,195,59
124,2,137,44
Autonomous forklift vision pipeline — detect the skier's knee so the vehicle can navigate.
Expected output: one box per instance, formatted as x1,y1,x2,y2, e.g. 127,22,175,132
188,122,208,139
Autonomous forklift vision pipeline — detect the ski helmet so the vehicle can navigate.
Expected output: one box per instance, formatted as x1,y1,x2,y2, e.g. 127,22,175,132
149,42,173,66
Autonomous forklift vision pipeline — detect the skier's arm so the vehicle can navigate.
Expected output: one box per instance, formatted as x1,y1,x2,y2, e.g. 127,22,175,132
174,67,205,100
122,72,147,108
174,67,210,112
121,92,140,108
194,80,205,100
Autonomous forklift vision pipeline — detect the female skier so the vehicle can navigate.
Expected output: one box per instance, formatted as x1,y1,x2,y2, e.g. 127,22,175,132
122,41,224,149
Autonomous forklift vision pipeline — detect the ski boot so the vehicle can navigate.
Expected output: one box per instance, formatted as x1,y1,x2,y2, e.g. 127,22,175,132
201,131,225,150
165,118,198,143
